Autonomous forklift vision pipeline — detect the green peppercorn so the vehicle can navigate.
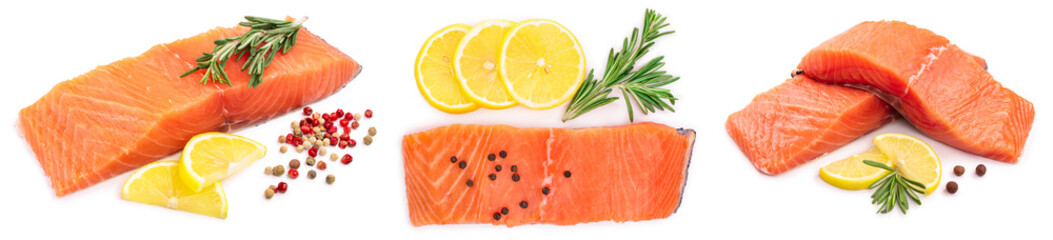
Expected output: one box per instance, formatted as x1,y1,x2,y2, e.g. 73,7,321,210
306,157,316,166
308,170,317,179
326,174,336,184
265,188,275,199
363,136,373,145
368,127,377,136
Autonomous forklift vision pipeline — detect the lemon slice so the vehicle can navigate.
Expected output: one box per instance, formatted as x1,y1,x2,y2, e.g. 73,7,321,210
416,24,480,113
819,147,893,190
873,133,942,195
499,19,585,109
454,20,518,109
123,160,227,219
178,132,266,192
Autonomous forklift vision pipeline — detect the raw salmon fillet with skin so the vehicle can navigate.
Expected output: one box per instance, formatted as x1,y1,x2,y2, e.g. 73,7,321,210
19,24,362,196
726,75,894,175
401,122,694,227
798,21,1034,162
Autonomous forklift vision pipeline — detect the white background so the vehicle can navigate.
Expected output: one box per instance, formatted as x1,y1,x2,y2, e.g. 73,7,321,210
1,0,1049,239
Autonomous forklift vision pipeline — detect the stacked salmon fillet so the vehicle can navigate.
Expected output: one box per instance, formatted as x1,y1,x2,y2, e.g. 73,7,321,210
20,26,362,196
728,21,1034,175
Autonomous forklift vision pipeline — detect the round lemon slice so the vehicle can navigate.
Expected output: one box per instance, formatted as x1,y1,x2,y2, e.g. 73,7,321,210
454,20,518,109
178,132,266,193
499,19,585,109
123,160,227,219
819,147,893,190
873,133,942,195
416,24,480,113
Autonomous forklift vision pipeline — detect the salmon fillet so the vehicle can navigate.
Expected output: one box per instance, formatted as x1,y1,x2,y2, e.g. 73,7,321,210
19,26,362,196
798,21,1034,162
401,122,695,226
726,76,893,175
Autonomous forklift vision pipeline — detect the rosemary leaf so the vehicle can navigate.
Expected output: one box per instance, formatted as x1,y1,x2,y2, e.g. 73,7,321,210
181,16,307,88
561,9,679,122
864,160,926,214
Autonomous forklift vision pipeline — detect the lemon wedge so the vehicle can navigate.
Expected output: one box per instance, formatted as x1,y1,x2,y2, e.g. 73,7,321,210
178,132,266,193
454,20,518,109
819,147,893,190
873,133,942,195
499,19,585,109
123,160,227,219
416,24,480,113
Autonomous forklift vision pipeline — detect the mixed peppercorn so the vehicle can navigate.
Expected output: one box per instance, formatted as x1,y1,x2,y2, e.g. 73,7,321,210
263,106,375,199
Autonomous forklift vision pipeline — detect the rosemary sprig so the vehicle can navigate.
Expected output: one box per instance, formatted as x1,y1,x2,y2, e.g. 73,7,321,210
561,9,679,122
180,16,307,88
864,160,926,214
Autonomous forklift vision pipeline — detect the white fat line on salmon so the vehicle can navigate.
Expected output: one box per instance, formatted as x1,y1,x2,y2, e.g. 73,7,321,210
540,128,555,213
906,45,948,96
